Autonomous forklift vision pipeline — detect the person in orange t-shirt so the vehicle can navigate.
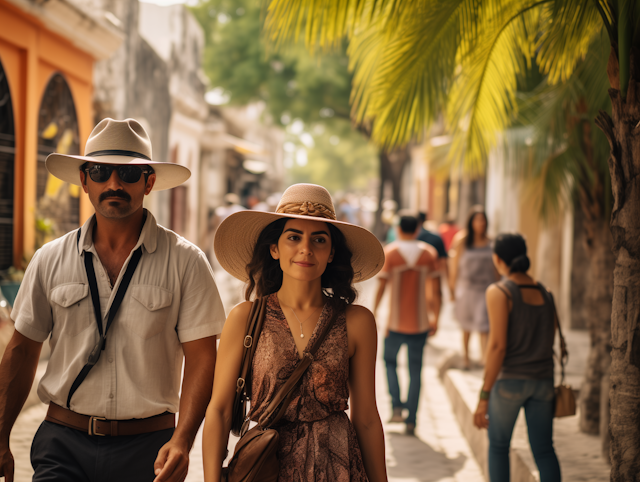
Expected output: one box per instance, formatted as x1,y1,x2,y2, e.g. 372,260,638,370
438,213,460,253
373,213,442,435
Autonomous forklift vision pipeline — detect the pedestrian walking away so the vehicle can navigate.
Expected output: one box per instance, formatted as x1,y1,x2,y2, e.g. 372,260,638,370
374,212,442,436
473,233,561,482
417,212,449,279
0,118,226,482
203,183,388,482
449,205,498,369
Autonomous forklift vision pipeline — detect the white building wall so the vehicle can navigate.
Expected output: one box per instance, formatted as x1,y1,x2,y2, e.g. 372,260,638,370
138,1,208,245
169,111,205,242
485,136,521,237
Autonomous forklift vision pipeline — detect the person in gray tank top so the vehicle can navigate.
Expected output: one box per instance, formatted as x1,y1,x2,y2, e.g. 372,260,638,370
472,233,561,482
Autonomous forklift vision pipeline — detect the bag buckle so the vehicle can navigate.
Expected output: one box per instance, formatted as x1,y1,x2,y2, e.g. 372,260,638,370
243,335,253,348
88,416,107,436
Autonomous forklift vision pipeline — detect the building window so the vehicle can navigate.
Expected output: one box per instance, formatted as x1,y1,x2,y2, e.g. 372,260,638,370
36,73,80,248
0,59,15,270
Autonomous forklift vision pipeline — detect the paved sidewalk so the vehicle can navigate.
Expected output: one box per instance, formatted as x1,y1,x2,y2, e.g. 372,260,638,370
9,275,483,482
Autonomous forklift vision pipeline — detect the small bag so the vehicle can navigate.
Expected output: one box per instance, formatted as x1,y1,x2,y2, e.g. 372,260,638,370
221,425,280,482
548,290,576,418
221,298,335,482
554,383,576,418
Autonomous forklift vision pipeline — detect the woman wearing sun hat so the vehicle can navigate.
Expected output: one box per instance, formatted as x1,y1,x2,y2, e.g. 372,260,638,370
202,184,388,481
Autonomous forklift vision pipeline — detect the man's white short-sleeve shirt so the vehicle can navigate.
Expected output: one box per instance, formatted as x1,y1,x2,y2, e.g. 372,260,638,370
12,211,226,419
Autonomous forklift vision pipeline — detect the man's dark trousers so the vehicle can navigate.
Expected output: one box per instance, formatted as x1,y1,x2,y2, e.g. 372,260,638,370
384,330,429,425
30,421,174,482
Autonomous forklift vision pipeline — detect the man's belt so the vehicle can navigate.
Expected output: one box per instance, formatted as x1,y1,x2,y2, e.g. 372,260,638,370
45,402,175,436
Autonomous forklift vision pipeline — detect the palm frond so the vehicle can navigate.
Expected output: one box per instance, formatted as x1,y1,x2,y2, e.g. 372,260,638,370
524,145,579,219
536,0,606,83
347,0,494,148
446,2,543,174
264,0,421,49
511,36,611,219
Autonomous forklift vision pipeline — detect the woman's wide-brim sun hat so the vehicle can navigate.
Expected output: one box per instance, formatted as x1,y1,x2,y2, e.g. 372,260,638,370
45,118,190,191
214,184,385,282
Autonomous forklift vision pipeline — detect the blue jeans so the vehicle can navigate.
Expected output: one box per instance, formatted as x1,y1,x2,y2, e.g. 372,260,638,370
488,378,561,482
383,330,428,425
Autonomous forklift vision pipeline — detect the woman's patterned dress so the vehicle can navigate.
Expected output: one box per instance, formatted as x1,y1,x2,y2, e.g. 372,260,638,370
248,293,368,482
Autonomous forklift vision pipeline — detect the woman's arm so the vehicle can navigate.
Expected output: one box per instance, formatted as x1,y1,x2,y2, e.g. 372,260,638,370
346,305,388,482
473,285,510,429
448,232,466,299
202,301,252,482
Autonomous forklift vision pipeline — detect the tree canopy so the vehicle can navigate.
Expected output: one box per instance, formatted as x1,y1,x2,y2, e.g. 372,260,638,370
190,0,377,192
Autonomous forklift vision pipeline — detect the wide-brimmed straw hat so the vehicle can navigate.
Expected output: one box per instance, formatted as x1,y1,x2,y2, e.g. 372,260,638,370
45,118,190,191
214,184,385,282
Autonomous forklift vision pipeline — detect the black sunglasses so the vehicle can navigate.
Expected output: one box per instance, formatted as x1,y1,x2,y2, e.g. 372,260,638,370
83,164,154,184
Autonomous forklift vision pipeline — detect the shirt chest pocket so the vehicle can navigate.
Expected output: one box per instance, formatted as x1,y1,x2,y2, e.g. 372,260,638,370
50,283,91,337
128,285,174,339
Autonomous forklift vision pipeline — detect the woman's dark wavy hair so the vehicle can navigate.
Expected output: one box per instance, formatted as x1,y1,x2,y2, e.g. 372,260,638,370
244,218,357,316
465,205,488,248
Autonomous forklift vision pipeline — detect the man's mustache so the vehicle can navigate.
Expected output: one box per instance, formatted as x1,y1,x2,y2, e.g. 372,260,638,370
99,190,131,202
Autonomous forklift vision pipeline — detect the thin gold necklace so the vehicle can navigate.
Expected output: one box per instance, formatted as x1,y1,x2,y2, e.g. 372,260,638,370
280,300,323,338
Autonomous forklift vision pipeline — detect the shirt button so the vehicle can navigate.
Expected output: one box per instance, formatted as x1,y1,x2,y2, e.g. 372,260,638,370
109,393,114,399
108,357,113,363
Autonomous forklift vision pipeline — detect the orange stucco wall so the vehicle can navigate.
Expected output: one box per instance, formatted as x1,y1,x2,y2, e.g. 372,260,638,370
0,0,95,267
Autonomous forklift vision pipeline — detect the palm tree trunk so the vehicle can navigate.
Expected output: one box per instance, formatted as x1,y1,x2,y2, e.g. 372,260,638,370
595,73,640,480
578,217,613,435
372,146,411,240
372,149,390,240
571,210,589,330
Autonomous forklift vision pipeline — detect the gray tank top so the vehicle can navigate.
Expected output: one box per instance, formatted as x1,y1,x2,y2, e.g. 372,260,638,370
498,280,555,380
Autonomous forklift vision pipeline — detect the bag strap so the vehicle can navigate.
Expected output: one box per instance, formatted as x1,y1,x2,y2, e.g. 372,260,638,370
539,284,569,384
66,242,143,408
235,296,269,400
257,305,337,429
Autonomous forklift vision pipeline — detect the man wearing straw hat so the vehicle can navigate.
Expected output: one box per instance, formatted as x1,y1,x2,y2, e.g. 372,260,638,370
0,118,225,482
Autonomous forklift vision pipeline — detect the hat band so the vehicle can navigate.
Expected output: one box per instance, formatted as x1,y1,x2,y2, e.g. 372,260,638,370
85,149,151,160
276,201,336,220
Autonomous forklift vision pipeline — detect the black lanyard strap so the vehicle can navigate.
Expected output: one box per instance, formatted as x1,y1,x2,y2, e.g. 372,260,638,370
66,242,143,409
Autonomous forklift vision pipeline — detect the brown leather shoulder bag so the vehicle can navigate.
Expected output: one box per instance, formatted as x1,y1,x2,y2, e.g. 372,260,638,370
545,288,576,418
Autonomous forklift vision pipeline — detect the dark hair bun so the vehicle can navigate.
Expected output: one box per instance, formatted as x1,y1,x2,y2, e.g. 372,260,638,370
509,254,530,273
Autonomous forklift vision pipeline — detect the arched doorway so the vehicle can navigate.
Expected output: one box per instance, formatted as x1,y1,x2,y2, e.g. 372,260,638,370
36,73,80,247
0,58,15,270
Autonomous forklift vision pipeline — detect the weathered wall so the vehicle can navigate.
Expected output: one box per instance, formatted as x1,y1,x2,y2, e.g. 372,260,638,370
91,0,172,226
93,0,171,161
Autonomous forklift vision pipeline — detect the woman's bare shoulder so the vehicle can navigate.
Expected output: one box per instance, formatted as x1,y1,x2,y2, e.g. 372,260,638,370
486,283,511,303
346,304,376,329
228,300,254,319
346,304,374,318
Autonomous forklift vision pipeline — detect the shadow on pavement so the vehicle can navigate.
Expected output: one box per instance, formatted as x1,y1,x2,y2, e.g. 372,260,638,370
386,432,467,481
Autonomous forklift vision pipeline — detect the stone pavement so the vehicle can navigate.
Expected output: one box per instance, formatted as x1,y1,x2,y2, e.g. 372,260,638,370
9,273,483,481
